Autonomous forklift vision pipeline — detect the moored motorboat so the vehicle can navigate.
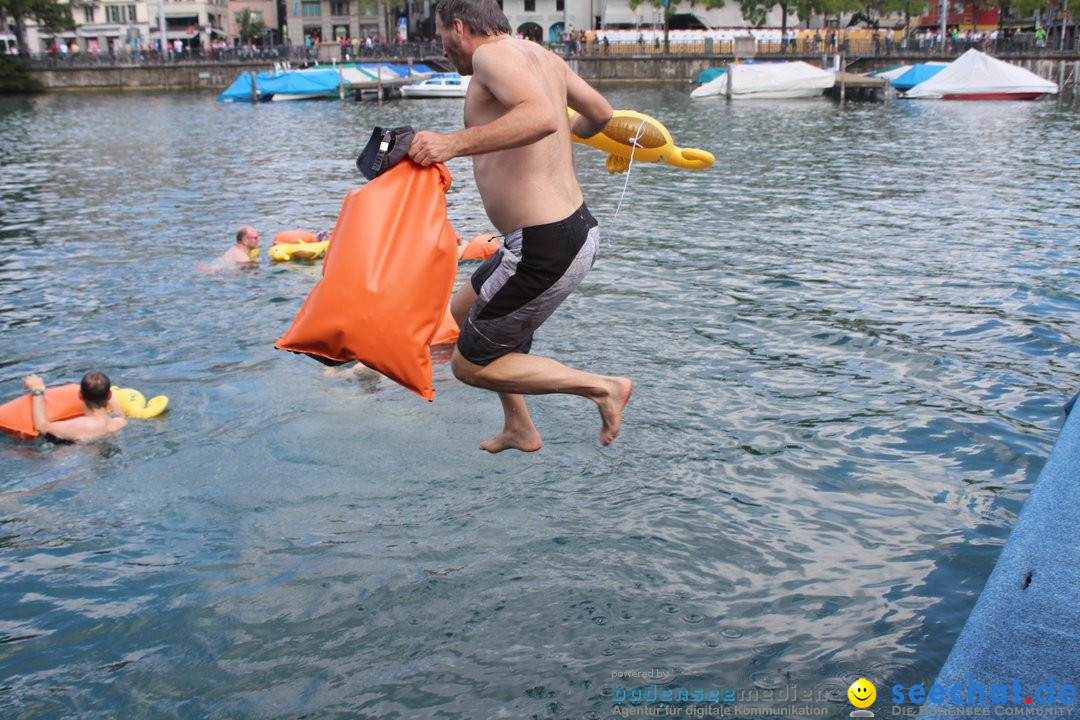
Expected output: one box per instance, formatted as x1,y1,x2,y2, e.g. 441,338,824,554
691,61,834,100
400,73,470,99
903,49,1058,100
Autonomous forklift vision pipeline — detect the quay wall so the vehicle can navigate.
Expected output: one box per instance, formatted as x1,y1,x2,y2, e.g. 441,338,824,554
29,63,269,91
27,53,1079,91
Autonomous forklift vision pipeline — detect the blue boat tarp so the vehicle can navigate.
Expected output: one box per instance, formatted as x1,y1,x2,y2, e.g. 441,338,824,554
925,397,1080,713
892,63,947,92
218,72,259,103
217,70,341,103
385,63,436,77
694,67,727,84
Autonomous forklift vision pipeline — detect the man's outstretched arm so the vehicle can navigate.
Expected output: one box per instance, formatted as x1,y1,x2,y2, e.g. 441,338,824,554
563,58,613,139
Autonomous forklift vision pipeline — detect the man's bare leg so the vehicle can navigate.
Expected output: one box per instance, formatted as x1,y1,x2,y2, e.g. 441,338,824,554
452,349,632,447
450,281,477,328
478,392,543,453
451,281,537,451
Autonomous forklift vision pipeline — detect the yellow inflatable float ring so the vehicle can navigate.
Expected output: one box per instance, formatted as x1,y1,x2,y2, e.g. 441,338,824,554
110,386,169,419
269,241,330,262
569,109,715,174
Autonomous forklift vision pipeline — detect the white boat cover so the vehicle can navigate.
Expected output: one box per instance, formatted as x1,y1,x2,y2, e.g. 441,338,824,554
904,49,1058,98
691,61,834,99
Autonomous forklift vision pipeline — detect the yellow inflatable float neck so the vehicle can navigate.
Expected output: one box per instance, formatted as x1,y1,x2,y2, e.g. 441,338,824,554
110,386,169,419
569,108,715,174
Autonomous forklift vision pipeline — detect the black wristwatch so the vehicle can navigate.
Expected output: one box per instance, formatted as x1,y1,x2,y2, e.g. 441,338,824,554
31,389,45,396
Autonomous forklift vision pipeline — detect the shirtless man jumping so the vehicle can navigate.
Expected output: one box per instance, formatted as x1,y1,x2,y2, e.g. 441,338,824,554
408,0,632,453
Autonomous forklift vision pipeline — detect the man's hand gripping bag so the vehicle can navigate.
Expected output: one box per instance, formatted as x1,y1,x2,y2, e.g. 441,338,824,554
275,161,459,400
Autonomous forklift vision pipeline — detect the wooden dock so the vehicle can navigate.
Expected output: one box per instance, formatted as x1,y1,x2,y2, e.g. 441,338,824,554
827,71,889,101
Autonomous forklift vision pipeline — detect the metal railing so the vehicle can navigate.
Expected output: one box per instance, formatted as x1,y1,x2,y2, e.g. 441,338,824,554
19,34,1078,69
572,36,1078,57
22,41,448,68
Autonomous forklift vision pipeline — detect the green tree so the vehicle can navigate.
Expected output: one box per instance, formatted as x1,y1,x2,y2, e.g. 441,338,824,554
880,0,930,37
628,0,727,52
736,0,842,35
0,54,43,92
235,8,267,45
811,0,865,28
0,0,75,56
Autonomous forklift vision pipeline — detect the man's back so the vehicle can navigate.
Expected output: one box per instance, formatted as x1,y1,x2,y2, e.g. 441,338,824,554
46,414,126,443
465,38,583,234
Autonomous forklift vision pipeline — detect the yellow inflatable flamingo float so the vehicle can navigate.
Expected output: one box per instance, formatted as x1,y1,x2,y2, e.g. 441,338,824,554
569,109,715,174
110,386,169,419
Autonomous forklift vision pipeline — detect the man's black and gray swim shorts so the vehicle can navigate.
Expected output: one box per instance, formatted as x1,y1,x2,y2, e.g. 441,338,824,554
457,203,599,366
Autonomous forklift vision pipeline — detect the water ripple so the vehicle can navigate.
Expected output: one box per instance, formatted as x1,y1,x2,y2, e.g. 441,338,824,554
0,87,1077,718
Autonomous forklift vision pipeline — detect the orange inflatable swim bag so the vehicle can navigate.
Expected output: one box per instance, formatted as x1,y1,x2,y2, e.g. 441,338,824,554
275,161,460,400
273,230,319,245
459,233,500,261
0,384,83,440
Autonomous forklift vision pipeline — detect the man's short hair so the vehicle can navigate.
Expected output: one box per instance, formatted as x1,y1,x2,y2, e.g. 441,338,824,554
436,0,510,36
80,371,111,409
236,227,249,243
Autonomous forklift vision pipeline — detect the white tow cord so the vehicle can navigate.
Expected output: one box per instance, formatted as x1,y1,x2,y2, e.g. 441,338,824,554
605,117,648,249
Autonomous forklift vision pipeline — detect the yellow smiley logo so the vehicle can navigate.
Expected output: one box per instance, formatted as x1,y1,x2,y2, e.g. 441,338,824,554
848,678,876,708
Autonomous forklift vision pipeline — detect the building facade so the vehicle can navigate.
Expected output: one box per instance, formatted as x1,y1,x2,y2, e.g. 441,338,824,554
500,0,804,42
279,0,380,45
227,0,279,42
13,0,923,54
22,0,232,54
24,0,152,54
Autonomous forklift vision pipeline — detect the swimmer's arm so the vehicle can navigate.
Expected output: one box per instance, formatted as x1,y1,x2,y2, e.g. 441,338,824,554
29,389,58,436
22,375,68,439
562,58,612,138
409,44,557,164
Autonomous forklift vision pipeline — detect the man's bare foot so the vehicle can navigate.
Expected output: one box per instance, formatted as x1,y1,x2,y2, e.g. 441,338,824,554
479,428,543,454
598,377,633,446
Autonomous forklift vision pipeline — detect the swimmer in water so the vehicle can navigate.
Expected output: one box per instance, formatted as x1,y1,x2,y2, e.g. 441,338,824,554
219,226,261,264
22,372,127,443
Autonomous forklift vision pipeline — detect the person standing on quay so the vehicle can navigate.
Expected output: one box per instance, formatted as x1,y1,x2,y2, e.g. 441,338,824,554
407,0,633,453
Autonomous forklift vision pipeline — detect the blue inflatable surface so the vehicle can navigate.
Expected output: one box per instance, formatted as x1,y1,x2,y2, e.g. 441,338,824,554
926,395,1079,712
384,63,436,77
893,64,947,92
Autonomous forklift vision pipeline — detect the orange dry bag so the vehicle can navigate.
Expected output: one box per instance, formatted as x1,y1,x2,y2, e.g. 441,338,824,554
275,161,460,400
0,384,83,440
459,233,500,261
429,305,461,347
273,230,319,245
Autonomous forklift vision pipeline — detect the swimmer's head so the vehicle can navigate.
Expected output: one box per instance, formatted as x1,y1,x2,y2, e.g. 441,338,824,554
80,371,112,409
237,226,260,251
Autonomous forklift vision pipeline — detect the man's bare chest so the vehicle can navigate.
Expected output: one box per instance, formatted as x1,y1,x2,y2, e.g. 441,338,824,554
463,86,507,128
